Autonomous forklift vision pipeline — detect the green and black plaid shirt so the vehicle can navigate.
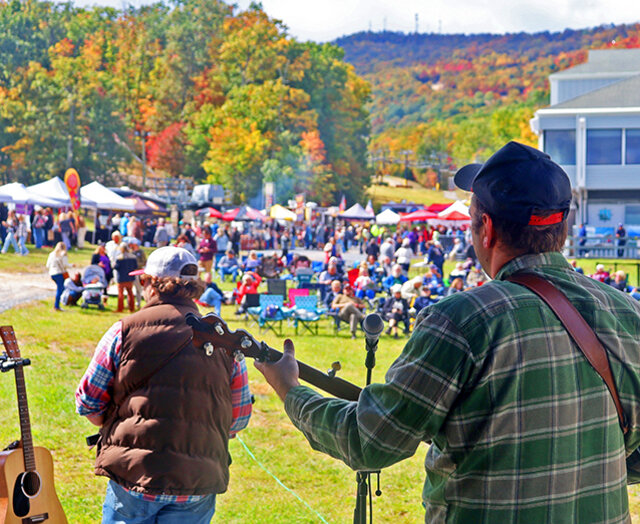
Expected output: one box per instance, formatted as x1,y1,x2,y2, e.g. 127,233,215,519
286,253,640,523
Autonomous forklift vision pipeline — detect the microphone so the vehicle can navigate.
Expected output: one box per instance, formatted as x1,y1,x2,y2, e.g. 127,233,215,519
362,313,384,353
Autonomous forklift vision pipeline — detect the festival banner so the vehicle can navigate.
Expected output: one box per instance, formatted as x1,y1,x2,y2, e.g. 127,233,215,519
64,168,81,210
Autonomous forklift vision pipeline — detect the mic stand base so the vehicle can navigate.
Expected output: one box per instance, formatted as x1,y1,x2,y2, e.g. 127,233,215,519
353,470,381,524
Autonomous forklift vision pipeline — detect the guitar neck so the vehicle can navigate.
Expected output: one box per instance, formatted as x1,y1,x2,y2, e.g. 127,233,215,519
186,314,362,402
261,344,362,401
14,365,36,472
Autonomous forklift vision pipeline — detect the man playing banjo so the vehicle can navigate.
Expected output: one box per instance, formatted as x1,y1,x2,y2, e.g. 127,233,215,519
256,142,640,522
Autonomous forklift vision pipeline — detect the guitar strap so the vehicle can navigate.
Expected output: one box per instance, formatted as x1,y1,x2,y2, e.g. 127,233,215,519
506,272,628,433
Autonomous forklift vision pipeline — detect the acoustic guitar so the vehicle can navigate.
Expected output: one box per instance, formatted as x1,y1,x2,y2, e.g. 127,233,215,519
186,313,362,401
0,326,67,524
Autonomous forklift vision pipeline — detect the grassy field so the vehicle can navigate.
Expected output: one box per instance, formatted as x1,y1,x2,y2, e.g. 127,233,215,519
2,247,640,522
366,176,459,210
0,250,426,522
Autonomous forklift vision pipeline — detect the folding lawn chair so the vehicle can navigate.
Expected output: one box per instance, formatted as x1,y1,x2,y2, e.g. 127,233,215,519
293,295,322,335
244,293,261,326
287,287,309,307
267,278,287,300
257,294,287,336
295,267,315,288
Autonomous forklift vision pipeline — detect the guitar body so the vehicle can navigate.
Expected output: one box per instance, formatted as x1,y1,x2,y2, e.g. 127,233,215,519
0,446,67,524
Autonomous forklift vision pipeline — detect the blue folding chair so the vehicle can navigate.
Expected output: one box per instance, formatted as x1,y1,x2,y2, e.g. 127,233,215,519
295,267,315,288
293,295,322,335
257,294,287,336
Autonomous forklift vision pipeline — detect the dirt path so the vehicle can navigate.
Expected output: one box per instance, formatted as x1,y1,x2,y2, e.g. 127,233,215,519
0,271,55,313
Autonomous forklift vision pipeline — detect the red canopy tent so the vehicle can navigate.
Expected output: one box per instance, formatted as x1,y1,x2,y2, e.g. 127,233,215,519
426,203,453,213
399,209,438,222
195,206,222,219
439,210,470,221
222,205,266,222
431,201,471,227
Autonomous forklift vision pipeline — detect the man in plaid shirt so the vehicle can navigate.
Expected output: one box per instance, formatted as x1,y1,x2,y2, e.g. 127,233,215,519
257,142,640,523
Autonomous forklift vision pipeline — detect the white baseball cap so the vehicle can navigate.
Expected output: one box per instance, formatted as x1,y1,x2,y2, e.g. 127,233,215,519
130,246,198,279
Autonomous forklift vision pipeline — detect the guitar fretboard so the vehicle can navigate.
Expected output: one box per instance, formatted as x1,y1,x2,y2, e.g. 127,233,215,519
1,326,36,472
15,364,36,471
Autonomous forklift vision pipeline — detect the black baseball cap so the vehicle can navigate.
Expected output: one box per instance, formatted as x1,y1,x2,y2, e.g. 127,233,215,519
454,141,572,225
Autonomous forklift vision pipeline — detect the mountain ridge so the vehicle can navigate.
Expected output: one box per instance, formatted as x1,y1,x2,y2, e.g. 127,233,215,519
330,23,640,171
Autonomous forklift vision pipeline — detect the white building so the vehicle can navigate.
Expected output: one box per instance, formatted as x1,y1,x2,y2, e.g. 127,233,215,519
531,49,640,231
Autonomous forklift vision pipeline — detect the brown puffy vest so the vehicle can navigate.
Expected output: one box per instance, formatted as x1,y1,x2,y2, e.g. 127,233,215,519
95,294,235,496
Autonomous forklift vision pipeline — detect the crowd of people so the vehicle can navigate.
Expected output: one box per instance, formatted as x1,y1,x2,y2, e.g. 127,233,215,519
5,200,640,335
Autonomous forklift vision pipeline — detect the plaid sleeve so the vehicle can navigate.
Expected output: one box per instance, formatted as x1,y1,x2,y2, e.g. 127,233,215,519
284,309,474,471
229,359,252,437
75,321,122,416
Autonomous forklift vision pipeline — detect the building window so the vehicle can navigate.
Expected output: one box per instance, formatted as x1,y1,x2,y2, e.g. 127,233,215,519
626,129,640,165
587,129,622,165
625,205,640,225
544,130,575,165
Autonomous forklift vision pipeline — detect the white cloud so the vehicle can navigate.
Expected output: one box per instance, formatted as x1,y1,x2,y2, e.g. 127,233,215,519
234,0,640,41
55,0,640,42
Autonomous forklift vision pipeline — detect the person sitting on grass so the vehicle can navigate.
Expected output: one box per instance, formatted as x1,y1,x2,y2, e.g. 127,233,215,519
447,277,465,296
218,249,239,282
382,284,410,338
61,271,84,306
243,250,261,271
331,283,366,339
353,264,377,300
382,264,408,293
195,271,226,316
412,284,434,316
235,272,260,315
609,270,629,292
590,263,610,283
400,276,423,302
318,257,344,286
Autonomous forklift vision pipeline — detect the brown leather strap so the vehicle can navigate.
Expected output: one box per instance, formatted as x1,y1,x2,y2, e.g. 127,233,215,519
507,272,628,434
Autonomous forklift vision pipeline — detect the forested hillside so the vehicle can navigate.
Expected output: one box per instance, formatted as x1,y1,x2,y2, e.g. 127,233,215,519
0,0,370,205
335,25,640,177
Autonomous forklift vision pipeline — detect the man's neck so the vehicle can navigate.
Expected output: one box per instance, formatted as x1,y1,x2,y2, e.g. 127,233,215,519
485,243,526,279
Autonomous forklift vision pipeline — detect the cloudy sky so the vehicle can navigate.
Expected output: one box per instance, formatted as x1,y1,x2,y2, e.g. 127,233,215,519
233,0,640,41
62,0,640,42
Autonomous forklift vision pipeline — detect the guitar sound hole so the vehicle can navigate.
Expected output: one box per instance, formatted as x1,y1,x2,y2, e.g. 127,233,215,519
21,470,42,497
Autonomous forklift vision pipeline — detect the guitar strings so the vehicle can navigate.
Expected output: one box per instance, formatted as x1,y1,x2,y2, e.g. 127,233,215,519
236,436,329,523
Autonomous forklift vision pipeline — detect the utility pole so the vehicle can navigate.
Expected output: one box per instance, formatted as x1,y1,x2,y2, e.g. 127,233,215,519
400,150,412,187
142,131,147,192
135,129,149,192
415,13,419,34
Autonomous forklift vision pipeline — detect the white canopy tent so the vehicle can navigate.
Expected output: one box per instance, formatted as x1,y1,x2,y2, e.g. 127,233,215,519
0,182,64,207
29,176,104,208
27,177,78,206
81,181,135,211
340,203,374,221
375,208,400,225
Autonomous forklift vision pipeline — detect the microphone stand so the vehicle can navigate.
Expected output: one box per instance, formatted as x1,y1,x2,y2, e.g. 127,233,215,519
353,315,383,524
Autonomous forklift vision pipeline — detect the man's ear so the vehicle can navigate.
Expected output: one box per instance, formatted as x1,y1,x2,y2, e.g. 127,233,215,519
482,212,497,249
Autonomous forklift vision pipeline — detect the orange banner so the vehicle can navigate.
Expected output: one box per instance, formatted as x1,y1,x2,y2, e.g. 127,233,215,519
64,168,81,210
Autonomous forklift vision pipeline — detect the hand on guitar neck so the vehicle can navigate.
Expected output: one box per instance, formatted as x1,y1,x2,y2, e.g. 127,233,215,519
254,339,300,402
